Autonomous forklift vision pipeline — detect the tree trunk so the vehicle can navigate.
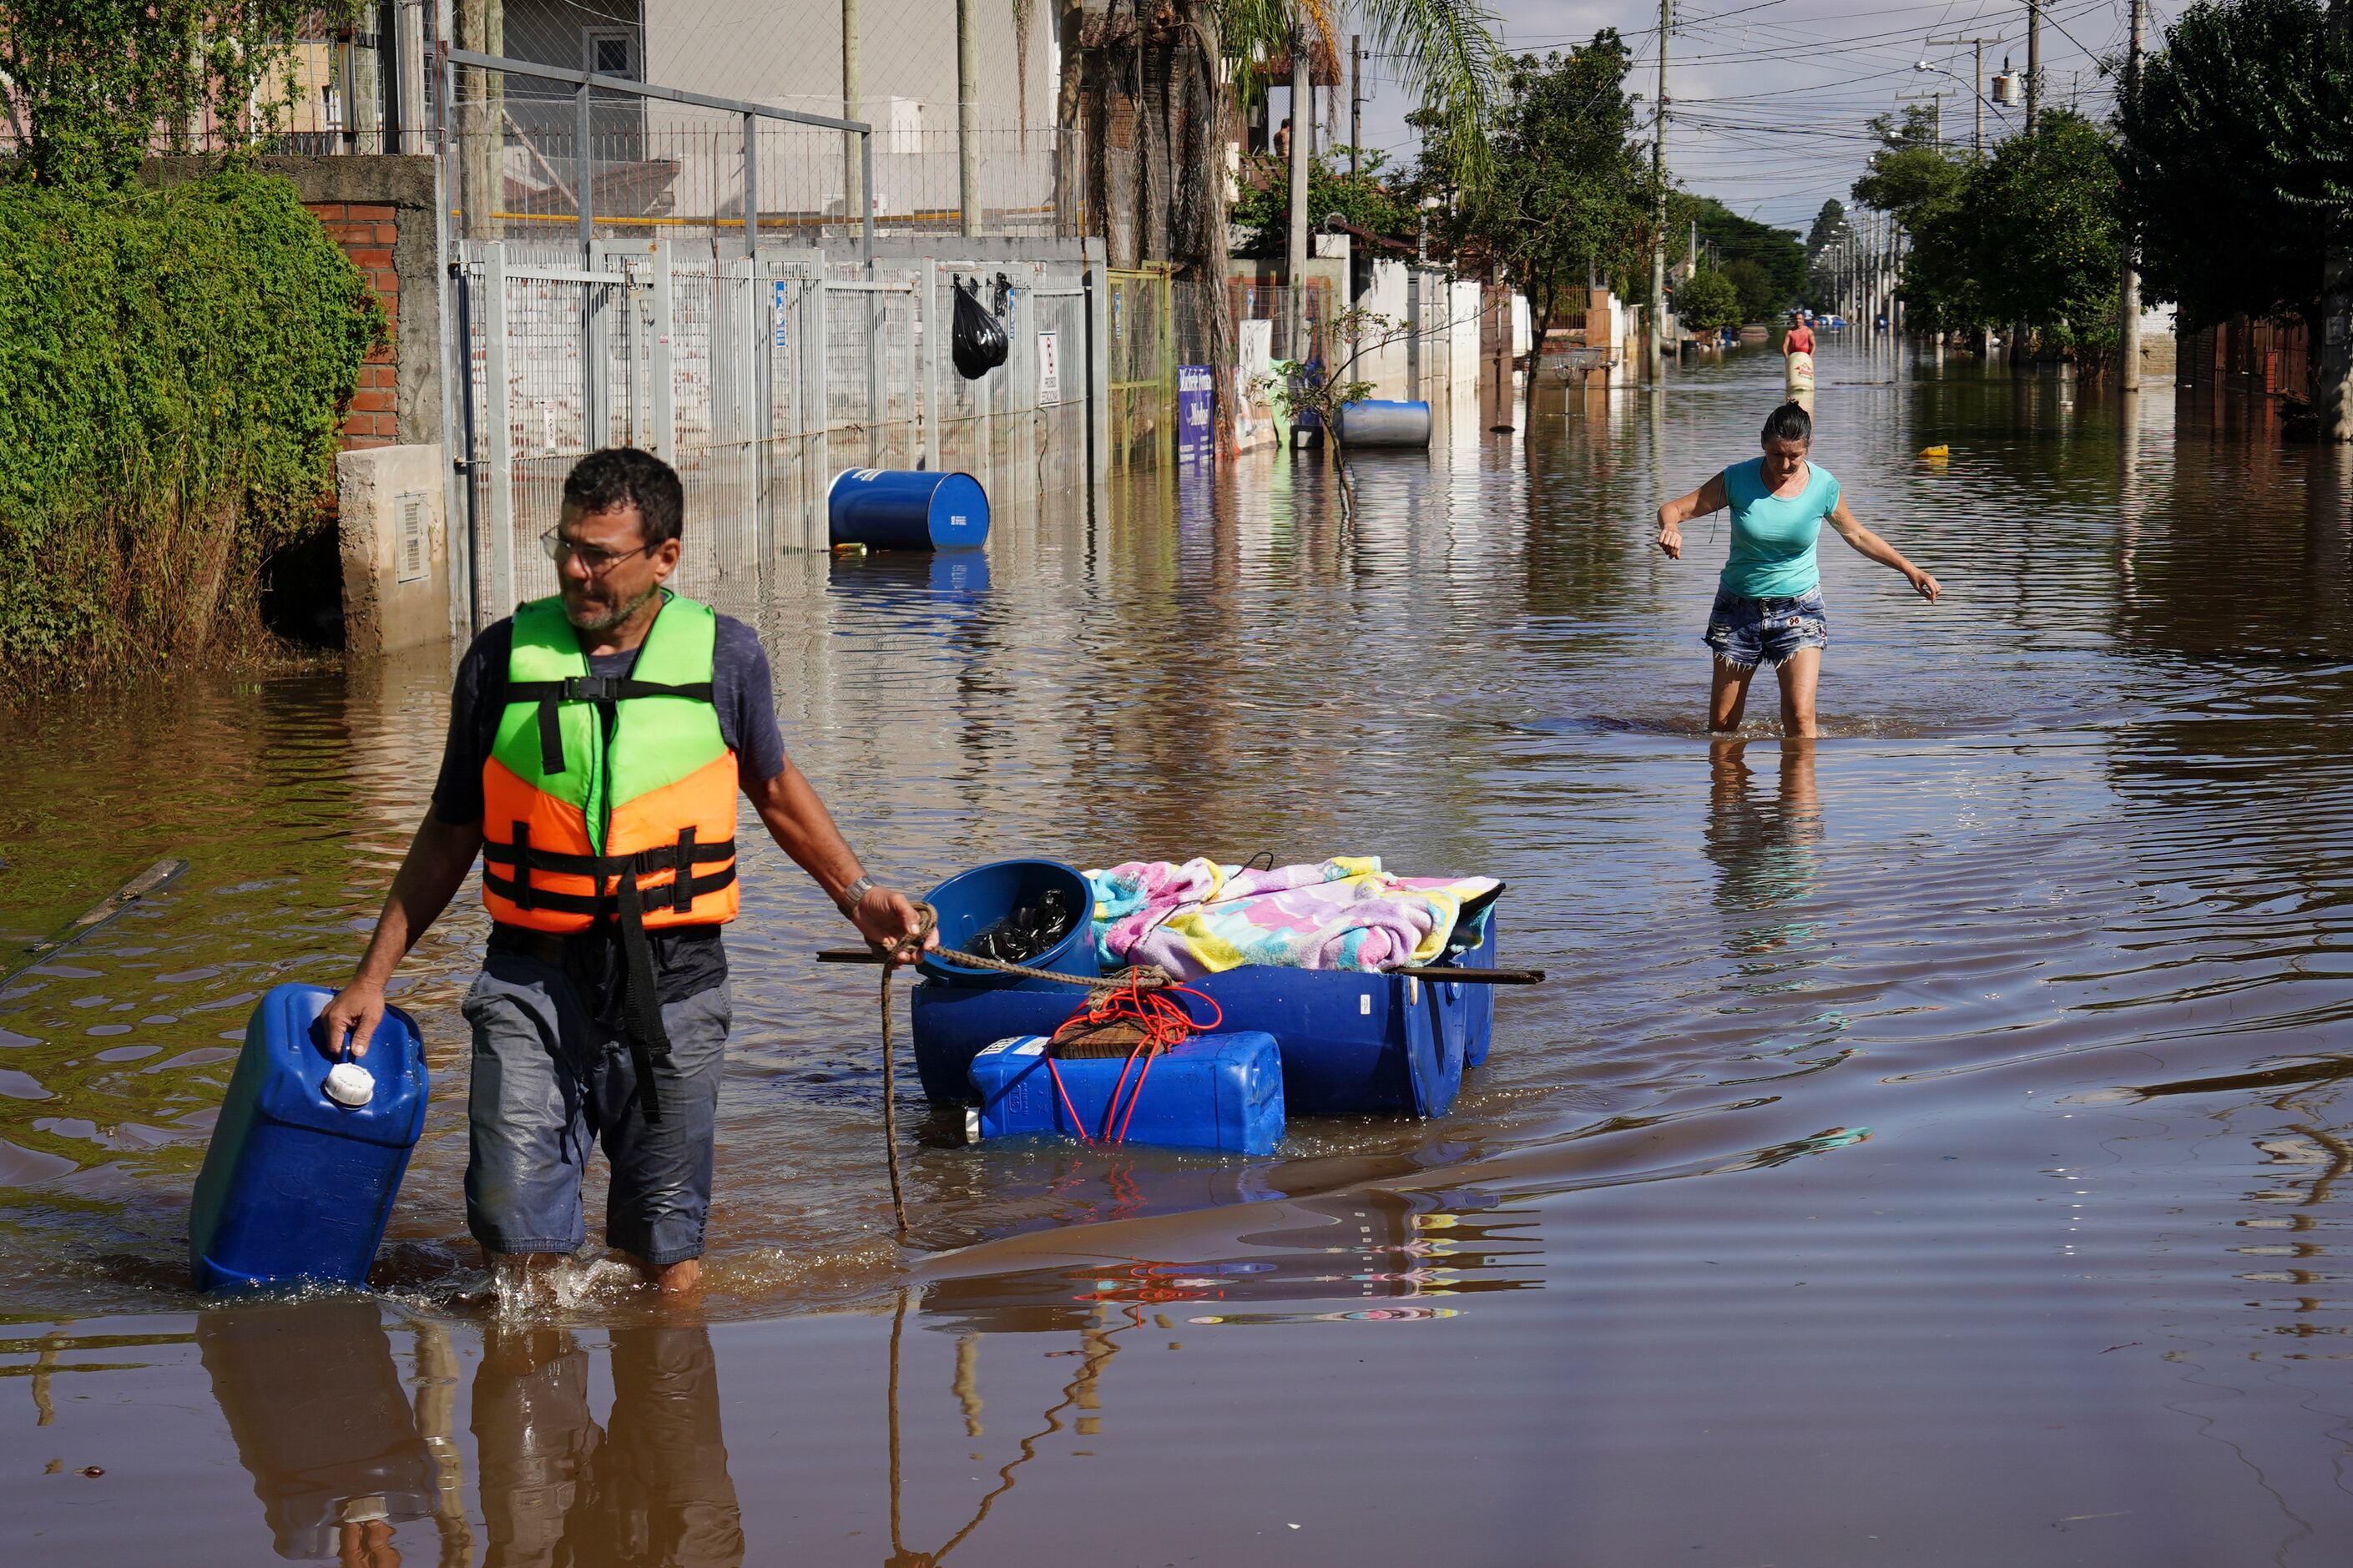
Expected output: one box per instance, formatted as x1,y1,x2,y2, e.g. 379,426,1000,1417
457,0,503,239
1522,280,1550,424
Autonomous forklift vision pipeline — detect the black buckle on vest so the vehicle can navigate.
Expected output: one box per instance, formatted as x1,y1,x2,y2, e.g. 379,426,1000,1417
512,821,534,910
671,828,697,914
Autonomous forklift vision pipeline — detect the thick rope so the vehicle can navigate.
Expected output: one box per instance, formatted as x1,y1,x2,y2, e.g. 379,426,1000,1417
871,900,1174,1240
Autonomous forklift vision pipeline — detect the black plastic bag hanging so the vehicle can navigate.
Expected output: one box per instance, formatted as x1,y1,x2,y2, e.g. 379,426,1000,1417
951,276,1009,380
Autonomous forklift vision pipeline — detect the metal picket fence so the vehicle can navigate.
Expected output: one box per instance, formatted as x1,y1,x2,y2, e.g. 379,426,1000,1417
455,238,1101,628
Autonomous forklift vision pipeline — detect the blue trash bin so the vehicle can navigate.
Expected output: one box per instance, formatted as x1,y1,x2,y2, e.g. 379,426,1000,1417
829,469,990,551
918,860,1098,990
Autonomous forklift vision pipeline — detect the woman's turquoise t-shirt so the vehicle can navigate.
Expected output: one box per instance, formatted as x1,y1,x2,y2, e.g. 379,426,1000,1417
1719,457,1840,598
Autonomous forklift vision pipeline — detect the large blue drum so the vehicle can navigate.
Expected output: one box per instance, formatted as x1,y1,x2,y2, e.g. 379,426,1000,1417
829,469,990,551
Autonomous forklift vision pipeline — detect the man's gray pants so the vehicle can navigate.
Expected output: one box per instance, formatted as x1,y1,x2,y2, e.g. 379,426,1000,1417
462,951,731,1266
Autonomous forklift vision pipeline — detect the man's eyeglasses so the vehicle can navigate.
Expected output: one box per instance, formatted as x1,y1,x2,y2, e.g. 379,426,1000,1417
540,527,651,575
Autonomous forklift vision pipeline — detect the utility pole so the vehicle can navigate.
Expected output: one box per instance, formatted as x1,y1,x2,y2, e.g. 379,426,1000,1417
1897,88,1945,148
1650,0,1670,371
957,0,979,236
1930,33,2002,159
2119,0,2145,389
2026,0,2041,130
1350,35,1361,177
842,0,862,219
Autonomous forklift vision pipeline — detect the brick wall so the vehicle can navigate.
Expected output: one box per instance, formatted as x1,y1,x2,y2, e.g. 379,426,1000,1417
309,200,404,448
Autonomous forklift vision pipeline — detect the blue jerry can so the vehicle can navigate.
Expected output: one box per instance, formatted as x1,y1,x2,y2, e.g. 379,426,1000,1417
967,1031,1285,1156
189,983,429,1293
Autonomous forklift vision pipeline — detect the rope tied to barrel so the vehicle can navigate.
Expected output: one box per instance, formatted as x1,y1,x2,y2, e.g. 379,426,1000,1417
872,900,1179,1239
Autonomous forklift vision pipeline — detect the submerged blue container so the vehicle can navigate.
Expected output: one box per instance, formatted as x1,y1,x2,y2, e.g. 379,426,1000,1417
1336,400,1433,448
912,957,1476,1117
917,860,1098,991
829,468,990,550
189,984,429,1293
967,1031,1285,1155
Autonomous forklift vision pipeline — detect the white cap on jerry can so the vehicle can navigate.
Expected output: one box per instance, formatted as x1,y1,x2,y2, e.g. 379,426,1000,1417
324,1061,376,1107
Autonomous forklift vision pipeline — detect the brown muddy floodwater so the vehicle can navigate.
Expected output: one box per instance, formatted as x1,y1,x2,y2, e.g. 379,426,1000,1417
4,340,2352,1565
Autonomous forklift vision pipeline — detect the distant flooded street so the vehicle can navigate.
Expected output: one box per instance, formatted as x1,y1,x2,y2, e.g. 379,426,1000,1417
5,340,2351,1564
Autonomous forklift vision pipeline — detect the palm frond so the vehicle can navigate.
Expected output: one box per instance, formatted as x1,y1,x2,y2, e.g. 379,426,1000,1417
1356,0,1504,194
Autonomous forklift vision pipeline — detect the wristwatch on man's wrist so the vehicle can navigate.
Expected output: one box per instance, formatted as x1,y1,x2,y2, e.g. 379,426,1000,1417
836,875,877,915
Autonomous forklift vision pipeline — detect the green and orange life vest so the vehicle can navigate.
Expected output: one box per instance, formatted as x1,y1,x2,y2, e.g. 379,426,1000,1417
478,592,740,933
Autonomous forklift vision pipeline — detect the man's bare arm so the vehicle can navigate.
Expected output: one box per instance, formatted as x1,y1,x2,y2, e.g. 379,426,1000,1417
321,814,485,1057
745,760,932,961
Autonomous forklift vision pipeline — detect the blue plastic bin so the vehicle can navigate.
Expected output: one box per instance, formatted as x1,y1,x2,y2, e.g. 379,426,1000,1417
189,984,429,1293
829,469,990,551
968,1031,1285,1155
917,860,1098,991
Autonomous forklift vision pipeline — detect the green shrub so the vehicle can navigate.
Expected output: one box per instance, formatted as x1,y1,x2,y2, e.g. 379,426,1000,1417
0,167,384,683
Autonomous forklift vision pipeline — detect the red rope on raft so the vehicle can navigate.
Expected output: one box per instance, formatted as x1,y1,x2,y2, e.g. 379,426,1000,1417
1041,973,1223,1145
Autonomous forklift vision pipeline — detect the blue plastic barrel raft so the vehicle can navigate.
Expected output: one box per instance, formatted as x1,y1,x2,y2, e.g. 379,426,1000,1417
967,1031,1286,1155
1336,400,1433,448
829,468,990,551
189,983,429,1293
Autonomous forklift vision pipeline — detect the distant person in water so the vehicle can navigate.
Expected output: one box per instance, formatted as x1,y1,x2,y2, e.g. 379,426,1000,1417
1783,313,1816,357
1655,402,1941,737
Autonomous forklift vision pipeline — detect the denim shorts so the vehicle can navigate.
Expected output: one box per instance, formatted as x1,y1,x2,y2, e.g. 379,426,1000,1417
1705,587,1830,670
462,953,731,1266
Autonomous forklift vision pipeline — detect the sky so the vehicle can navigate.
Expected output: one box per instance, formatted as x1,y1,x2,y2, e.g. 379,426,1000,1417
1337,0,2160,234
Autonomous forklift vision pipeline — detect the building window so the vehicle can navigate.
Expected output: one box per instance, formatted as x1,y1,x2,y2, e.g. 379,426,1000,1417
586,29,635,79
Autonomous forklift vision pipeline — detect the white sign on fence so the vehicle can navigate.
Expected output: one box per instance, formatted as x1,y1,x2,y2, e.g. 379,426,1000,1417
1037,330,1062,406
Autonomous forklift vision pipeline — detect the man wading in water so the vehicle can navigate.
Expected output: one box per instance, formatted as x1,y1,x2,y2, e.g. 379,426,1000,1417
1655,403,1941,736
322,448,931,1296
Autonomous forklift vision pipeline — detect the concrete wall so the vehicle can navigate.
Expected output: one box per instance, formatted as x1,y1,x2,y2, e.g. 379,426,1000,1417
337,444,452,656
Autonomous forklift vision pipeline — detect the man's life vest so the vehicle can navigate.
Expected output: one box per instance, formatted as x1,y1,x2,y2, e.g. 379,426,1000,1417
476,592,741,1123
478,592,741,933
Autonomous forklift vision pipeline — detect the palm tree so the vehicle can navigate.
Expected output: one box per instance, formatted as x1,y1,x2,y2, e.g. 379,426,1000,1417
1062,0,1499,443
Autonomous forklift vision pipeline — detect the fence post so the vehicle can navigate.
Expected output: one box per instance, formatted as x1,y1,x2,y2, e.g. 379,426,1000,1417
1087,252,1110,487
574,53,593,258
806,270,830,547
921,259,942,472
866,270,885,468
756,259,775,560
481,243,515,614
742,113,759,259
649,239,676,459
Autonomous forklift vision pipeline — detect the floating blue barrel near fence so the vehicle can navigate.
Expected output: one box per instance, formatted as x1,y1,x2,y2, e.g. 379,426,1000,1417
967,1031,1286,1155
829,469,990,551
1336,400,1433,448
189,984,429,1293
918,859,1098,991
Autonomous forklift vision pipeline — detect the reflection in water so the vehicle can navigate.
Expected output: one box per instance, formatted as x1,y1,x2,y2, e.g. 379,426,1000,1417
1703,738,1823,958
198,1300,448,1564
472,1323,744,1568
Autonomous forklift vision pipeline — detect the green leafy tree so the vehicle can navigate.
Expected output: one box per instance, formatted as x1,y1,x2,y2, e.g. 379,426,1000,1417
2117,0,2353,345
1805,199,1848,258
1231,149,1419,259
1851,106,1969,232
1677,194,1806,308
1724,257,1780,321
1677,267,1740,334
0,0,358,189
1425,33,1652,416
1901,108,2124,354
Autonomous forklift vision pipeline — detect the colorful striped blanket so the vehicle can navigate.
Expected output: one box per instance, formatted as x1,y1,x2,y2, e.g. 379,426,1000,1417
1083,856,1502,980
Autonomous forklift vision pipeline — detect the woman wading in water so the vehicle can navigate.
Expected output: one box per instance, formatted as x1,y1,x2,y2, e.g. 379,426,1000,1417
1656,403,1941,737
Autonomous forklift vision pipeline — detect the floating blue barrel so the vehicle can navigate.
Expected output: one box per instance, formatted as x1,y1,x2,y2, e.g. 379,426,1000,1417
917,859,1098,994
913,959,1473,1117
967,1031,1285,1155
829,469,989,551
1336,400,1433,448
189,984,429,1293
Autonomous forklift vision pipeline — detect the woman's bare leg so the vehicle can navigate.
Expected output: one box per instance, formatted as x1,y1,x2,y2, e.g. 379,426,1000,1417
1776,648,1822,737
1710,659,1758,732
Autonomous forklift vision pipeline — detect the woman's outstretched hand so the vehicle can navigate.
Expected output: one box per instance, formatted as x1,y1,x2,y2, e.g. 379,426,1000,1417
1656,516,1683,558
1908,567,1941,602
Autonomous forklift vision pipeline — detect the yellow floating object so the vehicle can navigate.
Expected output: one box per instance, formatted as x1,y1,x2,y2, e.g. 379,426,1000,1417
1919,444,1950,458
